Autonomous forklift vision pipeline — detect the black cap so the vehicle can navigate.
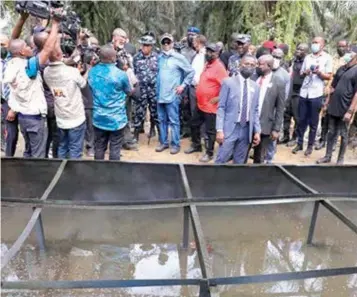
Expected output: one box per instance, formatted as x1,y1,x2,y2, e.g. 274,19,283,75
206,43,219,52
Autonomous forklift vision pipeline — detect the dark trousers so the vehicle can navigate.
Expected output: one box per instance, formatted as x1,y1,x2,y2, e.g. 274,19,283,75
325,114,348,161
46,116,59,158
94,126,124,161
253,134,272,164
283,94,300,139
319,114,329,143
58,121,86,159
133,85,158,129
297,96,323,147
19,116,48,158
191,110,216,156
84,109,94,151
2,101,19,157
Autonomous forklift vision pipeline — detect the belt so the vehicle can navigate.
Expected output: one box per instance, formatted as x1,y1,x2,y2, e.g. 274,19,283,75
18,113,43,120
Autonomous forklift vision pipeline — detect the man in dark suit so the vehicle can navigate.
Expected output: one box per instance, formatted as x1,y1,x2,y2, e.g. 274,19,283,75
215,55,261,164
253,55,285,163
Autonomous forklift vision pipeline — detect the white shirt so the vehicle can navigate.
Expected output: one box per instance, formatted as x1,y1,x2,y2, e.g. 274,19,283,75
44,61,86,129
300,51,332,99
237,73,252,122
4,57,47,116
191,47,206,86
257,72,273,116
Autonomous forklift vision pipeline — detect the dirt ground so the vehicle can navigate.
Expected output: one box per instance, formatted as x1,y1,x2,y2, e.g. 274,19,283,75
9,123,357,165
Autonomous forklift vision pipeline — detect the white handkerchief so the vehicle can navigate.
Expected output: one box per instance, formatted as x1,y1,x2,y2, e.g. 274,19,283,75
267,83,273,88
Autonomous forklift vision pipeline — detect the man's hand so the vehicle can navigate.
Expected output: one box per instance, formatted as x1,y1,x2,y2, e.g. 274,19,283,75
321,103,328,116
20,12,30,20
252,133,260,147
270,130,279,141
209,97,219,104
304,69,311,76
175,85,185,95
216,131,224,144
6,109,16,122
343,111,353,123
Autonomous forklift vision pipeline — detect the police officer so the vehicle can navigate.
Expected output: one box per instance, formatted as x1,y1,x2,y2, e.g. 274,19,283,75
133,34,159,141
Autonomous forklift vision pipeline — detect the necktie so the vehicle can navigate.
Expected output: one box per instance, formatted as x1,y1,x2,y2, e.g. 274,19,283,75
240,79,248,125
1,59,10,101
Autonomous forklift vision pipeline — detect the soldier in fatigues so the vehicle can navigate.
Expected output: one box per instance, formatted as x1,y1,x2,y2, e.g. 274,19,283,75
133,35,159,141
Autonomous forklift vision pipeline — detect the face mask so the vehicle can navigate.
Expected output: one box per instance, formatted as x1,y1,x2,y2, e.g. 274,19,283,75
311,43,320,54
337,48,346,57
272,58,280,70
256,67,264,77
240,67,254,79
344,53,353,64
1,47,8,59
205,54,214,62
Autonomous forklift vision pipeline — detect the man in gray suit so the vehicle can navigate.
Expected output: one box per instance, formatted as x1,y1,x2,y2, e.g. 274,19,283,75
215,55,261,164
253,55,285,163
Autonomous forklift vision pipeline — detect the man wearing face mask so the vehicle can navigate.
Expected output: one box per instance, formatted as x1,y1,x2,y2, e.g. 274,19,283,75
292,37,332,156
3,12,61,158
1,33,19,156
185,43,228,162
265,48,290,163
181,27,200,63
253,55,285,164
315,39,349,151
88,46,131,160
215,55,261,164
317,49,357,164
283,43,309,147
156,33,194,154
228,34,251,76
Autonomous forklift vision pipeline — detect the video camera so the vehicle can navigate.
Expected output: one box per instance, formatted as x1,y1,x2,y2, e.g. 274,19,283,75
15,1,63,19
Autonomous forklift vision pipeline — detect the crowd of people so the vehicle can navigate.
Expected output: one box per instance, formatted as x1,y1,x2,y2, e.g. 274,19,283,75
1,11,357,164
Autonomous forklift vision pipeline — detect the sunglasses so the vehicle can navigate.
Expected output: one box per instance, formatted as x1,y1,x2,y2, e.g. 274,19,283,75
272,55,283,60
161,41,172,45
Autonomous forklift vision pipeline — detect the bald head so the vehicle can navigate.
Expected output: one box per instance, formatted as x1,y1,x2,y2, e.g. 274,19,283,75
272,48,284,58
34,31,49,50
9,39,27,56
99,45,116,63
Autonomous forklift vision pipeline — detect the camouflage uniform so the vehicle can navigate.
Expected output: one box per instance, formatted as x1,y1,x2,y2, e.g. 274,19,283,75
133,50,159,129
227,54,241,76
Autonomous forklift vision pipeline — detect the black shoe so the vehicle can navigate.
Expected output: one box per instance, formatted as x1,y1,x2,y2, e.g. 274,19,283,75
292,144,303,154
337,158,344,165
170,146,180,155
315,141,326,150
316,156,331,164
286,139,297,147
199,154,213,163
304,146,313,156
184,146,202,154
180,132,190,139
278,136,289,145
155,144,169,152
122,142,138,151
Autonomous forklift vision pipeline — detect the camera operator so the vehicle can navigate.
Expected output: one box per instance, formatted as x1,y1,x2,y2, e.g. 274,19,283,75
4,11,61,158
44,39,87,159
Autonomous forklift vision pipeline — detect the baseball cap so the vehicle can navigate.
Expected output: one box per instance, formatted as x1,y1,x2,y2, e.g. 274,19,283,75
206,43,220,52
235,34,251,44
160,33,174,43
187,27,200,34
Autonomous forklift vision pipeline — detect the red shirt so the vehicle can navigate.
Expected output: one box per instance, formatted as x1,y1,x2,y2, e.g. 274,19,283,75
196,59,228,114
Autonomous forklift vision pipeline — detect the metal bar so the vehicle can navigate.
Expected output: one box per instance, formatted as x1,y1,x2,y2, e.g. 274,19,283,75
307,201,320,244
320,200,357,234
276,165,318,194
34,211,46,251
1,160,67,270
179,164,212,282
199,279,211,297
182,206,190,249
209,266,357,286
1,278,200,290
2,196,355,209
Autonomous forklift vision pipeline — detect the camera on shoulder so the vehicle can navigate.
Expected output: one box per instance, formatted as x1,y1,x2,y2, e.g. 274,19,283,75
15,1,63,19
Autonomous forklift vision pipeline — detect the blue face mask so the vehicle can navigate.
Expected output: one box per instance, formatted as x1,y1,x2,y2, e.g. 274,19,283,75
311,43,320,54
344,53,353,64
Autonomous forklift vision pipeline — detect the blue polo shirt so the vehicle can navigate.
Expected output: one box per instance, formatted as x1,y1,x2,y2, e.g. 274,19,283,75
88,63,130,131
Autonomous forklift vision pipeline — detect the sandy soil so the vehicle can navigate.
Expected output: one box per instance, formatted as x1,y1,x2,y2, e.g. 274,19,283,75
7,124,357,164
